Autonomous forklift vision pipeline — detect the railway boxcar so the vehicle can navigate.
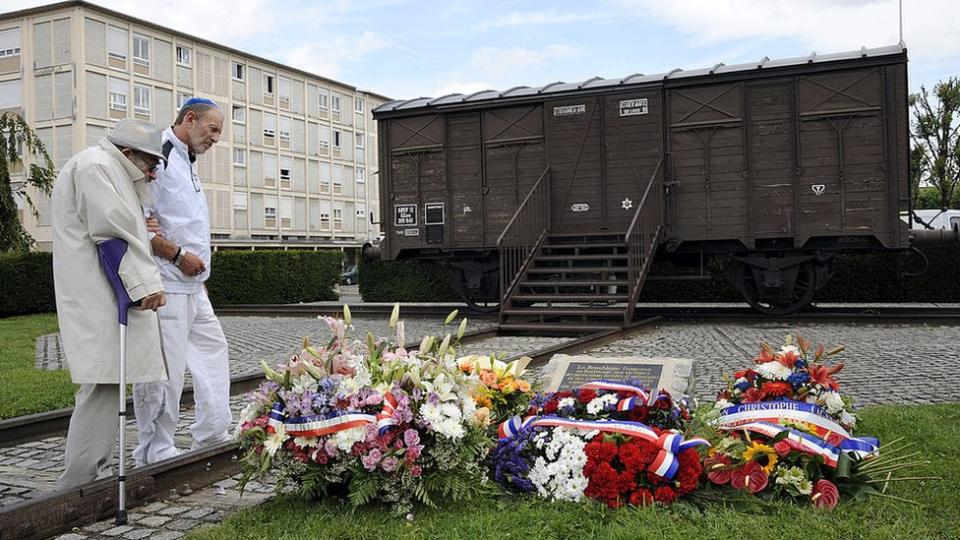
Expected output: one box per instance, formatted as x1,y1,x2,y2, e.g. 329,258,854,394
373,44,943,329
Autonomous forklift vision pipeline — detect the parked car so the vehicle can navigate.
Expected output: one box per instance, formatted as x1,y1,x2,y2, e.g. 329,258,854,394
340,264,359,285
907,209,960,231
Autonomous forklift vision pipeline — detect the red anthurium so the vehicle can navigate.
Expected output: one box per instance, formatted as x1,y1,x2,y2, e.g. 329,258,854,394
811,479,840,509
730,461,769,494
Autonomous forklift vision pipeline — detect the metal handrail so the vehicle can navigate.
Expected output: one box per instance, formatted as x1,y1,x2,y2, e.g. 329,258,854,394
624,158,664,324
497,166,551,307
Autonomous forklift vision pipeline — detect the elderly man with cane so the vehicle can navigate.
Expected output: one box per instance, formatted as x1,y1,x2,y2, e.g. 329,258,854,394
52,119,168,496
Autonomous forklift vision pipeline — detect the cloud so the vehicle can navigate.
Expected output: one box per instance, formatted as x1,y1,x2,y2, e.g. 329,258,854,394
477,10,610,32
621,0,960,61
283,31,390,80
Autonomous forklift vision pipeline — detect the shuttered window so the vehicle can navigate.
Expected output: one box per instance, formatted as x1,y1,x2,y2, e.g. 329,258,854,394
0,27,20,58
86,72,107,118
108,26,127,60
109,78,127,111
0,79,21,109
85,19,106,66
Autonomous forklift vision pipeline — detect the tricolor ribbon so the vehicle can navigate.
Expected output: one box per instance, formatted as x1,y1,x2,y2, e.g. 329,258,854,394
497,415,709,480
267,391,402,438
715,400,879,461
579,380,649,402
723,421,842,468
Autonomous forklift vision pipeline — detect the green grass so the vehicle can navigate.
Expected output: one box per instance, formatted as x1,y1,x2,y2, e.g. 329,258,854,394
188,404,960,540
0,313,74,419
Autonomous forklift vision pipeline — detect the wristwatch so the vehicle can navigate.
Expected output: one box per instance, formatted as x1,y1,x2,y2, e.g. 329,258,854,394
173,246,186,265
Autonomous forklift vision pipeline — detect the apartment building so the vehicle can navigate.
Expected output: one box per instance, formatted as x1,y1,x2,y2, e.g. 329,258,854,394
0,0,386,254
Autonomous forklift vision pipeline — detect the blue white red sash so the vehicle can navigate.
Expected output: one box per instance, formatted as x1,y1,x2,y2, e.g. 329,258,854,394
267,391,400,437
579,380,649,402
715,400,879,460
497,415,709,480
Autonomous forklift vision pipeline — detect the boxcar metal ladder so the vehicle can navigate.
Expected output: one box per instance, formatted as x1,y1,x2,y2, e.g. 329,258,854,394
497,160,664,333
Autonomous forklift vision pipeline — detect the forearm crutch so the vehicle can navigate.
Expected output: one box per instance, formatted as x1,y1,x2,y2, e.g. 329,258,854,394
96,238,138,525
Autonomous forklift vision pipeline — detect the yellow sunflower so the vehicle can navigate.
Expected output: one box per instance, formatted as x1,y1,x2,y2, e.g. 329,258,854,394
741,442,778,474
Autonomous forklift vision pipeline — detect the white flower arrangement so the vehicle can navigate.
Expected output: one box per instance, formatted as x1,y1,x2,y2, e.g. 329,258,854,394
586,394,619,415
755,360,792,381
527,428,596,502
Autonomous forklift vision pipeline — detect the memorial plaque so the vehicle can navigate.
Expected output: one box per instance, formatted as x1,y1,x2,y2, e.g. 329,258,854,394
540,355,695,397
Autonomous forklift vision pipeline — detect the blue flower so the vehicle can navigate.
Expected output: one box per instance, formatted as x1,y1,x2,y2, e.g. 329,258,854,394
787,372,810,388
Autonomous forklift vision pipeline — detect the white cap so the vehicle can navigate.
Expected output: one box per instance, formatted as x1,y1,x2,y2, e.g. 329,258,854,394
107,119,165,161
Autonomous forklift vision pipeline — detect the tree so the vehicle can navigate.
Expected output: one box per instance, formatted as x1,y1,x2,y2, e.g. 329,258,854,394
0,112,56,252
909,78,960,209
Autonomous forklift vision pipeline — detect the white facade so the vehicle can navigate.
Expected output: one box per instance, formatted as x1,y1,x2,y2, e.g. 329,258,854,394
1,1,386,251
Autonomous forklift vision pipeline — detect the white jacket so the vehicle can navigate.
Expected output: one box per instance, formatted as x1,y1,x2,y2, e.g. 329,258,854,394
52,139,167,384
147,127,212,294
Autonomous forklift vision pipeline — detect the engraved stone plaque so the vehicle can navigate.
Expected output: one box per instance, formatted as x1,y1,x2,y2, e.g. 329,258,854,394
540,355,695,397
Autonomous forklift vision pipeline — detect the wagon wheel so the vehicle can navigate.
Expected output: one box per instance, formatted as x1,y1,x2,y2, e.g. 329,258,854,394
739,260,817,316
454,268,500,314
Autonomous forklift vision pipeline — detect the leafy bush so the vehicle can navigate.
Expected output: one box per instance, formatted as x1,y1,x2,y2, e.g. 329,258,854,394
207,250,342,305
0,252,55,316
358,259,460,302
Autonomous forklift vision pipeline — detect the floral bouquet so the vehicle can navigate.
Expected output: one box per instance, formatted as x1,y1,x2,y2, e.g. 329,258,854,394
235,306,493,516
489,380,708,507
705,335,925,507
456,354,535,425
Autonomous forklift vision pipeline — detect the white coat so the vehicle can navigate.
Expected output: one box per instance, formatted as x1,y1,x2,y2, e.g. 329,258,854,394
52,138,168,384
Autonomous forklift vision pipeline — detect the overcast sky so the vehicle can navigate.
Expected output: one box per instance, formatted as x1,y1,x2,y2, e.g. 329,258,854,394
5,0,958,100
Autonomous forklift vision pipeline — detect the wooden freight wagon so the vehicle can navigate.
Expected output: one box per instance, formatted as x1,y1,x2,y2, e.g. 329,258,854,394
373,44,925,330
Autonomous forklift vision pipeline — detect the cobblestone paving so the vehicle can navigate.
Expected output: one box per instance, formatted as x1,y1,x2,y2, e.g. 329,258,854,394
13,315,960,538
585,320,960,406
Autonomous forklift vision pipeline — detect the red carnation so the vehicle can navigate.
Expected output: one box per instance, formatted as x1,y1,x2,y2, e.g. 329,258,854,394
653,486,678,505
626,405,649,423
629,488,654,506
543,399,558,414
556,390,574,399
577,389,597,404
730,461,769,494
812,479,840,509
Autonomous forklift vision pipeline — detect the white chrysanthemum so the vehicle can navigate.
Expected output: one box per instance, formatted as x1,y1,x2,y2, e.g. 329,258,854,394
586,394,619,415
840,410,857,428
293,436,318,448
420,401,466,439
822,391,845,414
331,425,365,452
526,428,593,502
755,360,792,381
558,397,576,410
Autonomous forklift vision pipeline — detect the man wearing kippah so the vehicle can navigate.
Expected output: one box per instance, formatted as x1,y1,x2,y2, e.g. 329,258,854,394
132,97,232,465
52,119,169,487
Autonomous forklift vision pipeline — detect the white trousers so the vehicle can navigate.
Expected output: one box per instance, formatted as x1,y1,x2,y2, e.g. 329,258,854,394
132,289,231,465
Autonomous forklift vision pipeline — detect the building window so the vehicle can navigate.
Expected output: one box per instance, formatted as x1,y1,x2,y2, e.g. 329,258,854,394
234,192,247,209
356,133,364,150
0,79,22,109
318,126,330,152
280,155,292,188
176,45,191,66
264,74,274,95
320,210,330,228
319,92,328,111
356,208,365,219
232,105,245,124
108,26,127,60
355,97,364,113
133,84,151,114
332,95,341,114
177,91,191,108
356,167,365,183
333,207,343,230
133,34,150,65
278,77,290,100
280,197,293,228
279,116,291,140
263,113,276,137
333,164,343,195
232,62,244,81
109,78,128,111
0,28,21,58
333,130,341,149
233,148,246,166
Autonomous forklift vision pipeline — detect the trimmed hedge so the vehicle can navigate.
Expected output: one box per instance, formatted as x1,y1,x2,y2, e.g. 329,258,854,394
0,251,55,317
361,247,960,305
359,258,460,302
207,250,342,305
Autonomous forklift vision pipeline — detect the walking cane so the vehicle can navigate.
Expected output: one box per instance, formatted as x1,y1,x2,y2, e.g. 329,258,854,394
96,238,139,525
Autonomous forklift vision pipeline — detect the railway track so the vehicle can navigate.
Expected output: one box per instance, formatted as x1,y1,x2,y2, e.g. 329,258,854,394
0,320,659,539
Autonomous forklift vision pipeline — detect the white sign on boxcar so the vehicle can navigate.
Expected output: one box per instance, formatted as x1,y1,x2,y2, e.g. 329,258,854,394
394,204,417,226
553,104,586,117
619,98,648,116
